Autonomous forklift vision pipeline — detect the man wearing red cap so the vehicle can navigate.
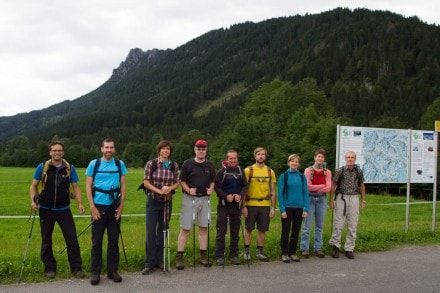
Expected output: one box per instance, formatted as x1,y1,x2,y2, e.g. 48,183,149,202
176,139,216,270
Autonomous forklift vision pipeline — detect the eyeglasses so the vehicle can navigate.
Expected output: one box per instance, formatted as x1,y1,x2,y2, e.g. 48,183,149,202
196,148,207,151
51,150,64,152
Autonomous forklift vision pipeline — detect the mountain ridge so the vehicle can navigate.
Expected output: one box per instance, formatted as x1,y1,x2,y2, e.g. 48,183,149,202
1,7,439,168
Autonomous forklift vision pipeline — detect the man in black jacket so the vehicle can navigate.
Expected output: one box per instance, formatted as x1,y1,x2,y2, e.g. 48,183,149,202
214,150,248,266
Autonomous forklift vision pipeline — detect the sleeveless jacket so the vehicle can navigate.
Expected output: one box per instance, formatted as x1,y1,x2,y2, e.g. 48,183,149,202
40,163,71,208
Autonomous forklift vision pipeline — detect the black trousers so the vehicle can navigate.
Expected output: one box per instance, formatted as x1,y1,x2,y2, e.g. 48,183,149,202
91,204,120,275
39,207,82,272
145,198,172,268
215,203,241,258
280,207,303,255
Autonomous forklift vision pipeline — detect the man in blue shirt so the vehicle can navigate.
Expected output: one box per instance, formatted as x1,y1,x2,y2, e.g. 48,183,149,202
85,138,127,285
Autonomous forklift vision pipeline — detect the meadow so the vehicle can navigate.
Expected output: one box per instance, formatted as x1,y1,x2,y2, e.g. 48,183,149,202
0,166,439,284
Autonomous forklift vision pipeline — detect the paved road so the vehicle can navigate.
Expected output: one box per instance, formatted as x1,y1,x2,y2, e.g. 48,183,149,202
2,245,439,293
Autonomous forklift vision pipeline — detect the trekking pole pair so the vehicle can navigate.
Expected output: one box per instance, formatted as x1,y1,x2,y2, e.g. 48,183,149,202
58,200,128,268
58,203,113,255
18,209,37,282
222,215,230,272
163,199,171,272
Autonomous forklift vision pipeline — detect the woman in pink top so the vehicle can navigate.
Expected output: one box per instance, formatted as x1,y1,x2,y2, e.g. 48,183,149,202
300,148,332,258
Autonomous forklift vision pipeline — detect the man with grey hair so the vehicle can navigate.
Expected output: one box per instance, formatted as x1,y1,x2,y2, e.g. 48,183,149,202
176,139,216,270
329,151,366,259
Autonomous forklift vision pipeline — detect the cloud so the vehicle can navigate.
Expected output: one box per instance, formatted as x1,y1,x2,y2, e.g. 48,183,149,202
0,0,438,116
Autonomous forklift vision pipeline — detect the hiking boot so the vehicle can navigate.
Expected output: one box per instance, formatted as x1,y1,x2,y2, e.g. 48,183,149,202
256,250,269,262
345,251,355,259
72,270,86,278
332,245,340,258
289,254,300,262
141,267,154,275
243,249,251,261
314,250,325,258
301,250,310,258
45,271,56,279
199,251,210,267
216,257,225,266
176,253,184,270
107,271,122,282
231,256,240,265
281,254,290,263
90,274,100,285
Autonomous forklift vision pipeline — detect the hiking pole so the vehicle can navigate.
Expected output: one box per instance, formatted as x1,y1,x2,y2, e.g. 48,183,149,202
166,201,171,272
193,197,196,272
240,217,250,269
119,225,129,268
238,201,250,269
223,215,230,272
163,199,171,272
207,196,211,267
19,209,37,282
163,201,167,272
59,203,113,255
59,220,93,255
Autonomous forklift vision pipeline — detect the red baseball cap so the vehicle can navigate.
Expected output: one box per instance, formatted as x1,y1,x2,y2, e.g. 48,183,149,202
195,140,207,147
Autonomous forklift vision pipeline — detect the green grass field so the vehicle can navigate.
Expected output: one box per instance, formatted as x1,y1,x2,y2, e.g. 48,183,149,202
0,166,439,284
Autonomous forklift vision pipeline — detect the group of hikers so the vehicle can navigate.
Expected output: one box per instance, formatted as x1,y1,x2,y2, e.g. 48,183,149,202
28,138,366,285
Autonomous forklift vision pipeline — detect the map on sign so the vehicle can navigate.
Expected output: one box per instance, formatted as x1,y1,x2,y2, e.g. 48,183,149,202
363,128,408,183
339,126,408,183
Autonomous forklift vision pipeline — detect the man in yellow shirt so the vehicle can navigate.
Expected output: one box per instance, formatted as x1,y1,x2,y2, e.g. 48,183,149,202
242,147,277,261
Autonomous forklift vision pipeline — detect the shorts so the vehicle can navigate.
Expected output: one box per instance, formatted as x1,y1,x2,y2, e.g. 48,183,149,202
180,193,211,230
245,206,270,232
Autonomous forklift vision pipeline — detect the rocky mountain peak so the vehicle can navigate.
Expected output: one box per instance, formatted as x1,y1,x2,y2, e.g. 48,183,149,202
109,48,161,82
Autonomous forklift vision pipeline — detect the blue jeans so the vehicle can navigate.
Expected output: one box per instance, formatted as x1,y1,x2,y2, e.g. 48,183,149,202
300,194,327,251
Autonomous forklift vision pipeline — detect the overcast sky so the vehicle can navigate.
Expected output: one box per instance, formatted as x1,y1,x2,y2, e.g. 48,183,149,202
0,0,438,117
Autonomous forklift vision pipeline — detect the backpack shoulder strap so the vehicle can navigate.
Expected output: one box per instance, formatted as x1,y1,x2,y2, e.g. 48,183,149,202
309,166,315,180
354,165,362,186
237,165,243,177
40,159,52,192
150,158,158,176
336,166,346,189
221,165,228,184
247,165,254,183
114,159,122,182
93,158,101,181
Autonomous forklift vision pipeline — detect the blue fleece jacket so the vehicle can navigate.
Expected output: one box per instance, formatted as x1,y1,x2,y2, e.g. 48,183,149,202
277,169,309,213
